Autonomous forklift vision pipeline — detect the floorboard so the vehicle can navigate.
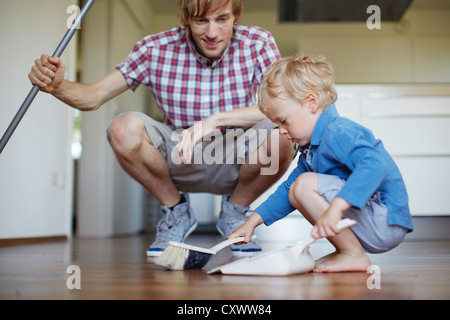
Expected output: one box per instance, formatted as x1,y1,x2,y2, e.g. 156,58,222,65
0,232,449,300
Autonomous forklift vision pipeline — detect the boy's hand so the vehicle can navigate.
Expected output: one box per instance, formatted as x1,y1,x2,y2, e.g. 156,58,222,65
312,197,351,239
228,211,264,244
312,209,342,239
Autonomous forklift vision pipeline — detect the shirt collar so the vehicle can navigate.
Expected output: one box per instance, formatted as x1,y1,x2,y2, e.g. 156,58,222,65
184,26,233,68
309,104,339,147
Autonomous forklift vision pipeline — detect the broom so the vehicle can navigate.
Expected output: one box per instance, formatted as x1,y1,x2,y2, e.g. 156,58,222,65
155,236,257,271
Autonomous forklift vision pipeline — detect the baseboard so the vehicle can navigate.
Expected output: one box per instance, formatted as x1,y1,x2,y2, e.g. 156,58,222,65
1,217,447,246
0,235,68,247
405,216,450,241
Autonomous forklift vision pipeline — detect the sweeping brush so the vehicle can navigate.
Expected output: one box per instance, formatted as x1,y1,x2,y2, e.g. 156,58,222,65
155,236,257,271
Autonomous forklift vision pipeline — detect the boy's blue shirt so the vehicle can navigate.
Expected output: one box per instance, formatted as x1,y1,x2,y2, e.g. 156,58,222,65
256,104,414,232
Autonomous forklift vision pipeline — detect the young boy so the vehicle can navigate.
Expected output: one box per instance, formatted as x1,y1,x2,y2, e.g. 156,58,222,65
229,55,414,273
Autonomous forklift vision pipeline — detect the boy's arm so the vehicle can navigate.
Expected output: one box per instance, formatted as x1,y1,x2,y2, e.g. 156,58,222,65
255,158,308,226
228,212,265,243
229,156,307,240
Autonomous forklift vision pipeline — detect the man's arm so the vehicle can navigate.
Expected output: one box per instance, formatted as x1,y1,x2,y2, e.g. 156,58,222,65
176,105,267,164
29,55,129,111
211,104,267,128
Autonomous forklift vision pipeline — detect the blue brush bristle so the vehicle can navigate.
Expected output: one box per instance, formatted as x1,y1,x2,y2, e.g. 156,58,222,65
183,251,212,270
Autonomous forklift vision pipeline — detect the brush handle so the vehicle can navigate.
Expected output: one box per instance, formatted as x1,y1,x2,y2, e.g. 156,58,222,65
211,235,257,253
289,218,357,252
306,218,356,244
336,218,357,230
305,218,357,247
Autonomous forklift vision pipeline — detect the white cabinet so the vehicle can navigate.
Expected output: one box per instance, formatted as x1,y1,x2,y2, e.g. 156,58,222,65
336,84,450,216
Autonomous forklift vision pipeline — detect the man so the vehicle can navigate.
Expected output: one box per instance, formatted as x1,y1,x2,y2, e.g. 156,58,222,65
29,0,295,257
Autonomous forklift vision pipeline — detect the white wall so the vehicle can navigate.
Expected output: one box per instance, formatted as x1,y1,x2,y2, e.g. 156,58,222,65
0,0,77,239
152,2,450,84
76,0,155,237
262,4,450,83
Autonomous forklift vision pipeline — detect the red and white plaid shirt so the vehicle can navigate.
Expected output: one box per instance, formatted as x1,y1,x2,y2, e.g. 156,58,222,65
116,25,280,129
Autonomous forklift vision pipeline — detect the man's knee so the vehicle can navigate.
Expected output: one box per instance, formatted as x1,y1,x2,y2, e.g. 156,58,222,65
108,114,149,154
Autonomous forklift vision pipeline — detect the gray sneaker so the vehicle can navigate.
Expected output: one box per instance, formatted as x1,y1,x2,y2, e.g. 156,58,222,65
216,194,262,257
147,193,197,257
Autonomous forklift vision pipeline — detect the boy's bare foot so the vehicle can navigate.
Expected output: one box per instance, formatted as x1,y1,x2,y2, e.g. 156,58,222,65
313,250,371,273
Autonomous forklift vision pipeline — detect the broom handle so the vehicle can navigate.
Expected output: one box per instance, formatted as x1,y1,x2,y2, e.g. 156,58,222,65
0,0,95,154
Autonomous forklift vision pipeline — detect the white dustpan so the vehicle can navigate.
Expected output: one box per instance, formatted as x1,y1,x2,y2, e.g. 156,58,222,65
208,218,356,276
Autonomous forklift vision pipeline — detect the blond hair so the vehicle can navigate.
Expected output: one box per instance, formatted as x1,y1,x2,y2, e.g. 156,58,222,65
258,55,337,115
177,0,243,27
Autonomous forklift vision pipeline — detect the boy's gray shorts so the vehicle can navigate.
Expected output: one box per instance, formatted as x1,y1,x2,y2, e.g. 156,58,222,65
107,112,277,195
318,174,407,254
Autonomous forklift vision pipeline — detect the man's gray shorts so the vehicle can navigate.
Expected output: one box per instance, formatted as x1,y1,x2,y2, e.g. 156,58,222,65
107,112,277,195
318,174,407,254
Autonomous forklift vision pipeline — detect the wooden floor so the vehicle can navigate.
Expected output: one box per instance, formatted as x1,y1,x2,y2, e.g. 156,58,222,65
1,232,449,300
